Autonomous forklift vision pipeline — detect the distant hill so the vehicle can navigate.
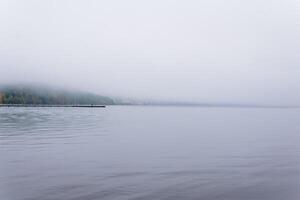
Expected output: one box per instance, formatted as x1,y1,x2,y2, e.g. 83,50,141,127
1,85,290,108
0,85,115,105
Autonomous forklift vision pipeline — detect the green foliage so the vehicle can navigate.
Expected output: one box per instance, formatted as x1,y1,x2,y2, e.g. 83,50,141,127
0,86,115,105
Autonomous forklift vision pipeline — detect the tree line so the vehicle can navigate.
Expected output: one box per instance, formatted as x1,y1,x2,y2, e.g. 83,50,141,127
0,86,115,105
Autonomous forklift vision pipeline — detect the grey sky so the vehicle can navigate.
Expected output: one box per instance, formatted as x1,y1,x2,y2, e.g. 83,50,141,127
0,0,300,105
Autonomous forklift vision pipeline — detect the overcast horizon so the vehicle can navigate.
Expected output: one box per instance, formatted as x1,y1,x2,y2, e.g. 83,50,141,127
1,0,300,105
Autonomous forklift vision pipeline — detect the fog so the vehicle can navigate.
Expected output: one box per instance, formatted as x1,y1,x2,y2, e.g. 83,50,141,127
0,0,299,105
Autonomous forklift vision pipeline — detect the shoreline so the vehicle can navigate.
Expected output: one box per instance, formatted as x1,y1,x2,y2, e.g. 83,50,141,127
0,104,106,108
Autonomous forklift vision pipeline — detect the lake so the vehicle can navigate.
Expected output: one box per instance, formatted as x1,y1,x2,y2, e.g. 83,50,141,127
1,106,300,200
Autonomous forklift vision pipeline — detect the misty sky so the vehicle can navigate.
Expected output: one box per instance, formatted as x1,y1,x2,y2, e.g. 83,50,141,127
0,0,300,105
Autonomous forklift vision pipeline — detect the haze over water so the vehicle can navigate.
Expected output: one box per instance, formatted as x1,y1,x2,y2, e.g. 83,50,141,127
1,106,300,200
1,0,300,105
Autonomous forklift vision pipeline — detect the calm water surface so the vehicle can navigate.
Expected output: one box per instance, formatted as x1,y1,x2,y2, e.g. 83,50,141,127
1,106,300,200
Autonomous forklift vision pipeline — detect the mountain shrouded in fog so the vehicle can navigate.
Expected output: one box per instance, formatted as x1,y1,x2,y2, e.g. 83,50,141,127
0,0,299,105
0,85,115,105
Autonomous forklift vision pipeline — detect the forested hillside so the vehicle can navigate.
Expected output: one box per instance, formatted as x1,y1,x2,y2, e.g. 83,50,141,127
0,85,115,105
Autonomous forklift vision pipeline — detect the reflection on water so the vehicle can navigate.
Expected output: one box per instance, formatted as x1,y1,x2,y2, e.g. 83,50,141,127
1,106,300,200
